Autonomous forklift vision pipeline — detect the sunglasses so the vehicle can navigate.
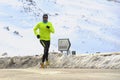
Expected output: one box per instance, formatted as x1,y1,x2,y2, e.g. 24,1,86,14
43,16,48,18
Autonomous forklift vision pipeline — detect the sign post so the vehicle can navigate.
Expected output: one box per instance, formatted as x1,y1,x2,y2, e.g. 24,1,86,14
58,38,71,55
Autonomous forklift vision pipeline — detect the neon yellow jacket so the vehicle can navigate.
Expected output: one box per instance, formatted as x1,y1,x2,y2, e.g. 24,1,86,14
33,22,55,40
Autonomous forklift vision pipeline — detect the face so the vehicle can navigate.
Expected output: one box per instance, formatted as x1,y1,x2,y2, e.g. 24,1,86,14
43,17,48,21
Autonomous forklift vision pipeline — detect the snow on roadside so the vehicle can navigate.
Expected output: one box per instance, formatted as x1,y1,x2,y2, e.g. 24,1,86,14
0,52,120,69
49,52,120,69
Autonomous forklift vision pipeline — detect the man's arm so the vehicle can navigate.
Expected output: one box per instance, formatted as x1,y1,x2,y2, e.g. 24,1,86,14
33,23,39,36
33,23,40,39
49,23,55,33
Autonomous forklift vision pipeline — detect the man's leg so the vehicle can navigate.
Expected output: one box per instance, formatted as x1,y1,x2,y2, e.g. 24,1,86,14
40,40,46,63
44,41,50,61
40,40,46,68
44,41,50,66
40,40,50,62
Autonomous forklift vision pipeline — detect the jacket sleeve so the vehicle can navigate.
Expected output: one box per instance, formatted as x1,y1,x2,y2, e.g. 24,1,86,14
33,23,40,36
50,23,55,33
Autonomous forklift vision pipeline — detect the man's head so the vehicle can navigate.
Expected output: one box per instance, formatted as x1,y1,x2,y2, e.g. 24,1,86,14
43,14,48,23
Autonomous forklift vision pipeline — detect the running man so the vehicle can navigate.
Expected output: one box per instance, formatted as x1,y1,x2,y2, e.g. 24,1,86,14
33,14,55,68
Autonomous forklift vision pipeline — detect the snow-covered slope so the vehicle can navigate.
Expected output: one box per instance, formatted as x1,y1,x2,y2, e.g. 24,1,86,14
0,24,57,57
0,0,120,56
51,0,120,53
0,24,39,56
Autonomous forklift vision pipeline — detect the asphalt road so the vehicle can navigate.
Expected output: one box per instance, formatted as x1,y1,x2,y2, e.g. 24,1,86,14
0,69,120,80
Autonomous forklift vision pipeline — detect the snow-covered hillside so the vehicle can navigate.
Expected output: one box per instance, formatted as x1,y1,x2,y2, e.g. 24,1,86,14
0,25,57,57
0,24,40,56
0,0,120,56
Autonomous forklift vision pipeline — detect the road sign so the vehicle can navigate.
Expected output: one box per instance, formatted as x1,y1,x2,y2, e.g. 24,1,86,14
58,39,71,52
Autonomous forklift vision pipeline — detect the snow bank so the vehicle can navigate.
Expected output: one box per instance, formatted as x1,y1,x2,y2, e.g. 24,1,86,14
0,52,120,69
48,52,120,69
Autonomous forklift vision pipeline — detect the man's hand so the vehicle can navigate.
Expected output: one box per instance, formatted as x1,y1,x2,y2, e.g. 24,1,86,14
37,35,40,39
46,26,50,29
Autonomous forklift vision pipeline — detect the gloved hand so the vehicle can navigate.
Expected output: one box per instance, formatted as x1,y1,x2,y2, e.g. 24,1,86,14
46,26,50,29
37,35,40,39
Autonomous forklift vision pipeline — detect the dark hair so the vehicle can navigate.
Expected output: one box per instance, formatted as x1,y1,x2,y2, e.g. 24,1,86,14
43,14,48,18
